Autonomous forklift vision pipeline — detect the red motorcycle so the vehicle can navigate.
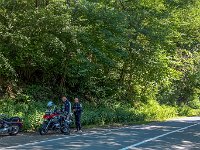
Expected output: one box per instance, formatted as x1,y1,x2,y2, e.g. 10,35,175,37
39,109,71,135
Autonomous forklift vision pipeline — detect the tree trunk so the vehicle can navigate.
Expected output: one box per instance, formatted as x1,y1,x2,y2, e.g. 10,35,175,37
45,0,49,6
35,0,38,8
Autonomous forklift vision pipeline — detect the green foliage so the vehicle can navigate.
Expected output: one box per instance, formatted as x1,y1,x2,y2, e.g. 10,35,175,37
188,92,200,109
177,105,200,117
0,0,200,130
1,99,199,131
0,98,45,130
24,85,54,101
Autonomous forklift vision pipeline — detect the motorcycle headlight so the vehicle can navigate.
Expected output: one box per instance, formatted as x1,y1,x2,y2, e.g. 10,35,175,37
43,118,48,122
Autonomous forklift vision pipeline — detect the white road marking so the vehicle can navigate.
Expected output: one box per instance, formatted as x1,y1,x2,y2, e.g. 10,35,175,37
2,117,200,150
120,123,199,150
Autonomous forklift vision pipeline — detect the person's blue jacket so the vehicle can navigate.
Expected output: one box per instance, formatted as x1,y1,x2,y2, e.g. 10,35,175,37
72,103,83,116
64,100,71,114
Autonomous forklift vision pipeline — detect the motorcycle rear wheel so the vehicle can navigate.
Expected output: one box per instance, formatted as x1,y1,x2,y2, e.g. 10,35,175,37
9,125,19,136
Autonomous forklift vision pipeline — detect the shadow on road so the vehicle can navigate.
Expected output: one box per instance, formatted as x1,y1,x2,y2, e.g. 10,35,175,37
1,117,200,150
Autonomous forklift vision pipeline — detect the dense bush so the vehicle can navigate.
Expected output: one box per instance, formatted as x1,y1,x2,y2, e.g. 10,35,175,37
1,98,200,131
0,98,45,130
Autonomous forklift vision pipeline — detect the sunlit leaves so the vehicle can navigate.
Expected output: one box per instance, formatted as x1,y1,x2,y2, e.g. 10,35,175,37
0,0,199,104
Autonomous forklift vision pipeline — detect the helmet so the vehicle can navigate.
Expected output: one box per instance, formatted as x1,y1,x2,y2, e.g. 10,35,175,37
47,101,54,107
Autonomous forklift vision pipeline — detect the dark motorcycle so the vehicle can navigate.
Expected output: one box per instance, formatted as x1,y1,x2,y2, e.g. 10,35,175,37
0,114,23,136
39,110,72,135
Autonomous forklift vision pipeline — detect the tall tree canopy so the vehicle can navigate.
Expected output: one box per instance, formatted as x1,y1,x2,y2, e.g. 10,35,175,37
0,0,199,105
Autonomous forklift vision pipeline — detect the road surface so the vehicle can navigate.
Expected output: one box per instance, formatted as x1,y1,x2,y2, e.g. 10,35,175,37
0,117,200,150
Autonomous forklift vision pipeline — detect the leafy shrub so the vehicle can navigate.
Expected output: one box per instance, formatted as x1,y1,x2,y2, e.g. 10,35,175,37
0,98,200,131
188,93,200,109
138,100,178,121
24,85,54,101
177,105,200,116
0,98,45,131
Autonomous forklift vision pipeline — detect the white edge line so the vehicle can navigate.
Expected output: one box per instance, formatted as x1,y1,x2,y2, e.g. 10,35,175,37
120,123,199,150
2,119,199,149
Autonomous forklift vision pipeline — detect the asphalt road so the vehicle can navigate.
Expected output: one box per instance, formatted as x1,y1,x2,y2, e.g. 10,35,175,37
0,117,200,150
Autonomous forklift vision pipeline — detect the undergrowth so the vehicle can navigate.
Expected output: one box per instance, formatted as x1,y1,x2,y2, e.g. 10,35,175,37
0,98,199,131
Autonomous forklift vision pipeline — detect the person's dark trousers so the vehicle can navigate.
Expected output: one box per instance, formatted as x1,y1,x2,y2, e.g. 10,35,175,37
75,114,81,131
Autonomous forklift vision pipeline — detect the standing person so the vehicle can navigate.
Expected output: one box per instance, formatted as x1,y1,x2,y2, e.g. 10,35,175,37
62,96,71,114
72,97,83,133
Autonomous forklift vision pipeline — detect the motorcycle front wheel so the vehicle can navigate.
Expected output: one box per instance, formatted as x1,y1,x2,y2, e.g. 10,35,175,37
39,123,48,135
60,123,70,135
